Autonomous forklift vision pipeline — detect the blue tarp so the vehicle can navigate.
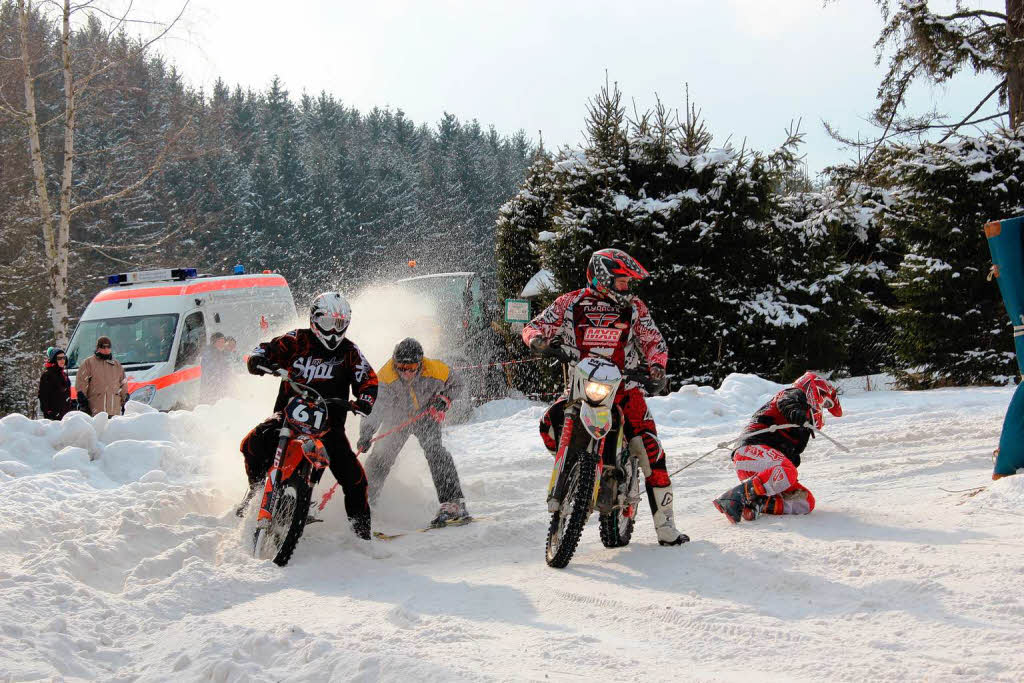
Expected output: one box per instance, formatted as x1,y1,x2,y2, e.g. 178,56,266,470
984,216,1024,477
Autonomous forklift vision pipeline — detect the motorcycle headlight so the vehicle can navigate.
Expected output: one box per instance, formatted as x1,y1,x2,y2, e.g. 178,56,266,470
584,381,612,403
130,384,156,405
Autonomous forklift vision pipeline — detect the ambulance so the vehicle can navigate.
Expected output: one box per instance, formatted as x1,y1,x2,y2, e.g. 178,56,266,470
66,267,298,410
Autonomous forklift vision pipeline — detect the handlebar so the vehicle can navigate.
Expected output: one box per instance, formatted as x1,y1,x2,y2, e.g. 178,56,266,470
257,365,323,403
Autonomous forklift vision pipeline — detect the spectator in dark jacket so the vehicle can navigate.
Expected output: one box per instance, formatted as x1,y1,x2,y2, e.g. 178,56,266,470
38,347,75,420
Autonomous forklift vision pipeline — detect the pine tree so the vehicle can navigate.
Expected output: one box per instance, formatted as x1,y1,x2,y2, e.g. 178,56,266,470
875,130,1024,386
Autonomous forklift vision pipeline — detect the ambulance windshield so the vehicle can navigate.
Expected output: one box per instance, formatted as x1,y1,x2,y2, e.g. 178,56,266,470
67,314,180,368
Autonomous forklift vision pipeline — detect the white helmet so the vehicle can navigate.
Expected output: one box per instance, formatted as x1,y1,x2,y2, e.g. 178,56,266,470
309,292,351,350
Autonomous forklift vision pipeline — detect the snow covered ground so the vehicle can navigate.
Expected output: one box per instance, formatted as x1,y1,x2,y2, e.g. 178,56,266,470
2,374,1023,682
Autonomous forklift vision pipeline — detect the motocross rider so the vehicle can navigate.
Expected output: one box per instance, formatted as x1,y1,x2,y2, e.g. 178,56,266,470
239,292,379,540
712,372,842,523
522,248,689,546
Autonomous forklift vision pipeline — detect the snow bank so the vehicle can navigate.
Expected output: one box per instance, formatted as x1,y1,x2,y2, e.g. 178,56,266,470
3,374,1023,681
0,395,268,488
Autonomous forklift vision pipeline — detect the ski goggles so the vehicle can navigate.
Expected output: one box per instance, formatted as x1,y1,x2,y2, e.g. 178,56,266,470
313,312,349,333
395,362,421,374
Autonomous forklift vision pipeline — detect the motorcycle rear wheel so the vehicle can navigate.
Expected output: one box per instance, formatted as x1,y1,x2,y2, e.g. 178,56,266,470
599,509,635,548
253,472,312,567
545,451,597,569
599,458,638,548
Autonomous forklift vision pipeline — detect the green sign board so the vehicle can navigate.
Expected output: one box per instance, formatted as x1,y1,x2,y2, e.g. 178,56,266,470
504,298,531,323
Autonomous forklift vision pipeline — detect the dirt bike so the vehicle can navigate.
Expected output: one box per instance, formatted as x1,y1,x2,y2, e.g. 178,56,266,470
247,367,339,567
538,343,655,569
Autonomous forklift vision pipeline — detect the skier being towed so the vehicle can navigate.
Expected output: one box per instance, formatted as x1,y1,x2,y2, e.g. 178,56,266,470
239,292,379,540
523,248,689,546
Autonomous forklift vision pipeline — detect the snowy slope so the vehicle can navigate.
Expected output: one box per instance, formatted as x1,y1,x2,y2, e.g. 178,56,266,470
2,375,1023,682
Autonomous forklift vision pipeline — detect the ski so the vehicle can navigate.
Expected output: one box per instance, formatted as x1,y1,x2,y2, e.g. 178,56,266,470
372,516,485,540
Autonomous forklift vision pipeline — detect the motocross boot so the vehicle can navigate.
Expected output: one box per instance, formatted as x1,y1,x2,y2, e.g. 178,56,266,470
713,476,768,524
429,498,471,528
349,514,371,540
647,484,690,546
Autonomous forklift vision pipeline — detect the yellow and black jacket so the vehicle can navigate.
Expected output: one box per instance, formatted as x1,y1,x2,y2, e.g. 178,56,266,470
359,357,463,439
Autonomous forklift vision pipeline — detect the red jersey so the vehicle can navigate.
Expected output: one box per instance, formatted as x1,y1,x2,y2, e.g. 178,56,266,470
521,288,668,378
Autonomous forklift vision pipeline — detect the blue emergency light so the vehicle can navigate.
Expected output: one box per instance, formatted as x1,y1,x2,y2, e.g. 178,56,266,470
106,268,198,286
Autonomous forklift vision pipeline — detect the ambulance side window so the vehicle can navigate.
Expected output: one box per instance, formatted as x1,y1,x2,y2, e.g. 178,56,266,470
176,312,206,369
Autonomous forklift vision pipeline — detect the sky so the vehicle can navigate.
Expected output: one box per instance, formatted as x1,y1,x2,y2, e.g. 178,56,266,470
134,0,1005,177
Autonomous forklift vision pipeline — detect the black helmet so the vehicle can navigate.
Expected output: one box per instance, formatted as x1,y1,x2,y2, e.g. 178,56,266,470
393,337,424,364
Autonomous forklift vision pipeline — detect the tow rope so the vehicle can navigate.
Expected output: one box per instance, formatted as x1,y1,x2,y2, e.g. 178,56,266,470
317,400,437,511
667,422,850,478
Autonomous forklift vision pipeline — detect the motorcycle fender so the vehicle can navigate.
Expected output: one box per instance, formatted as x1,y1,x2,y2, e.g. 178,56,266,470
580,404,613,439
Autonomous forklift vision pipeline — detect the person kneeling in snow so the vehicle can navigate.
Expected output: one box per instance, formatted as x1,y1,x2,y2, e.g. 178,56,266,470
713,372,842,524
357,338,470,528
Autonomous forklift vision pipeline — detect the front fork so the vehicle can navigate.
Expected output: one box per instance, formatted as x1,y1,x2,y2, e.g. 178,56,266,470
257,429,292,528
547,411,605,512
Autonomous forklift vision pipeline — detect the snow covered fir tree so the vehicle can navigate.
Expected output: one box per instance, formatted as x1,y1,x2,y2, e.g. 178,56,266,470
4,0,1024,413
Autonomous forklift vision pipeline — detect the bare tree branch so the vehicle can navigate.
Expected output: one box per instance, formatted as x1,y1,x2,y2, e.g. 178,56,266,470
938,79,1007,142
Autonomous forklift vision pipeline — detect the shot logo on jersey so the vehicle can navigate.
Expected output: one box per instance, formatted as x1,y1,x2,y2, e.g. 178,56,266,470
292,356,341,381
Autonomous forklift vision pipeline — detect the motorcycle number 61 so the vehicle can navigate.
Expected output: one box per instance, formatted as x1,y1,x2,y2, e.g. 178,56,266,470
290,401,325,430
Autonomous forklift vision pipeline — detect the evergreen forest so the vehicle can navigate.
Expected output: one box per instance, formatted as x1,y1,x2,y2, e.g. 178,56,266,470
3,0,1024,415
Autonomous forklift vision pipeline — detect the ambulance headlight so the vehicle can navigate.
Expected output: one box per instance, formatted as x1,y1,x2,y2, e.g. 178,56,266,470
584,381,612,403
130,384,156,405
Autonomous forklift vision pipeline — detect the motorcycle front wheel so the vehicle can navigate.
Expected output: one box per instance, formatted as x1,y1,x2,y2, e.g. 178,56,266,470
253,471,312,567
545,451,597,569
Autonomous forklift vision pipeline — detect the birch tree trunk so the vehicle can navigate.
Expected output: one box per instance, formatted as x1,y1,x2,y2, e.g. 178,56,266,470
17,0,70,348
56,0,74,347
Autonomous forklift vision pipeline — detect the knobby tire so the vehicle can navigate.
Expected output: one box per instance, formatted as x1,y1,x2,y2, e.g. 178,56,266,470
254,469,313,567
545,451,597,569
599,457,638,548
599,509,634,548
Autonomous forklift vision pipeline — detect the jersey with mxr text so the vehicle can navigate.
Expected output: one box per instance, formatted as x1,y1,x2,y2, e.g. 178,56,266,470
250,328,378,425
521,288,668,377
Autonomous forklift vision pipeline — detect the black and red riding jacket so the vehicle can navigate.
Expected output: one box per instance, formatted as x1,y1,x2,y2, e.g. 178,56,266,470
736,387,814,467
250,328,378,427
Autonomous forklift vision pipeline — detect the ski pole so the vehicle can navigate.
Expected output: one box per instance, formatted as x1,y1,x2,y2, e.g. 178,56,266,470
803,422,851,452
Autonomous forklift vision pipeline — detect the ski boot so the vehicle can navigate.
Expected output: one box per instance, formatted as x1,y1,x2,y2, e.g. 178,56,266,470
429,498,471,528
647,484,690,546
350,514,371,540
713,476,768,524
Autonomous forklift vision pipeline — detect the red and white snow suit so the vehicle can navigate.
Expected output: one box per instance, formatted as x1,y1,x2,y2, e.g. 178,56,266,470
522,287,672,487
733,387,816,514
